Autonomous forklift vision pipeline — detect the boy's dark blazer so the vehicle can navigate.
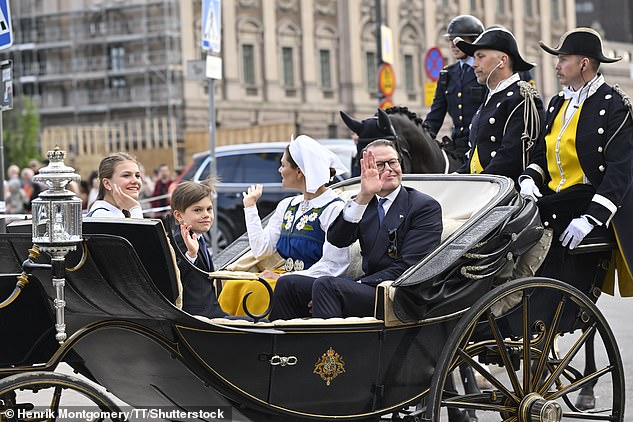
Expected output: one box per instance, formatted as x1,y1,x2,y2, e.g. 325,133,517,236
174,232,227,318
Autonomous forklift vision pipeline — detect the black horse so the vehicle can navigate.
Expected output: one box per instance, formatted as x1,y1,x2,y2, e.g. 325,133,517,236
340,106,463,175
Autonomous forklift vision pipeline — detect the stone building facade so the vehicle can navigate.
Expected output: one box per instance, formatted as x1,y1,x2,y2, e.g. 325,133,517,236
3,0,632,175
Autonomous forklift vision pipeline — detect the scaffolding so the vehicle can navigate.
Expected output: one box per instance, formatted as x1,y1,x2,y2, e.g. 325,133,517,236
3,0,183,173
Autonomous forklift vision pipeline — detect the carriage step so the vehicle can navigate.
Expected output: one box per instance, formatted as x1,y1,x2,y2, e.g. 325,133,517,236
478,345,521,370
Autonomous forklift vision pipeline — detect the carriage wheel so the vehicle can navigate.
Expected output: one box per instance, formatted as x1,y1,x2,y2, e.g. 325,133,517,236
0,371,124,421
426,277,624,421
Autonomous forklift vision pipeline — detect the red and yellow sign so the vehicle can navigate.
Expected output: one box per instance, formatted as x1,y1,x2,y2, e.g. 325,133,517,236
378,63,395,97
379,97,394,110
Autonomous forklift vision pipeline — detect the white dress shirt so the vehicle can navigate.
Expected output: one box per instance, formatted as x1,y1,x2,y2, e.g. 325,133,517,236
342,185,402,223
244,188,349,278
87,199,143,219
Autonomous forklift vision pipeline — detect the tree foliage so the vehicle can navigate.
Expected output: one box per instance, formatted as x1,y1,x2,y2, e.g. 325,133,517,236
2,96,41,174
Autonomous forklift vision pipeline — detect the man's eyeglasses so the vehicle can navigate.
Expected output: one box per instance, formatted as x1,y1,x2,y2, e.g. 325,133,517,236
375,159,400,172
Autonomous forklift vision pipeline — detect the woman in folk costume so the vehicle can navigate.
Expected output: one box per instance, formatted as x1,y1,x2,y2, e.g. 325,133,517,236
218,135,351,315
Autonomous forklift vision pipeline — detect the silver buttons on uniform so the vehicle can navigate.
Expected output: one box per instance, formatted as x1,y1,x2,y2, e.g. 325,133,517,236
598,146,603,152
600,109,605,115
490,136,496,142
605,94,612,99
599,165,605,172
549,106,554,112
489,117,495,124
598,128,604,134
491,151,497,157
507,91,513,96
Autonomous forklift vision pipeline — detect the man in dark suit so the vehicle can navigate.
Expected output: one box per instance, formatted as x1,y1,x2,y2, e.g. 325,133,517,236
424,15,486,163
270,140,442,319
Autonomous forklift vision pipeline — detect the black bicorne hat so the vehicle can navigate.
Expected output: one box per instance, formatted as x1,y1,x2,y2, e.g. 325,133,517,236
539,27,621,63
340,108,396,144
454,28,535,72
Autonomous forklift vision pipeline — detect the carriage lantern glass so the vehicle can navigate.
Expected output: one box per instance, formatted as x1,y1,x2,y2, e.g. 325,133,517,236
30,148,82,343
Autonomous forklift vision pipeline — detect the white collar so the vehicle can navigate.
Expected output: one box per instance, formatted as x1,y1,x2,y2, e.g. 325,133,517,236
290,188,338,207
485,73,520,105
88,199,125,217
376,185,402,204
459,57,474,67
562,73,604,105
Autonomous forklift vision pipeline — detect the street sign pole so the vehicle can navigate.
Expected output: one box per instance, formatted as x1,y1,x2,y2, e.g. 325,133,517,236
202,0,222,254
0,0,13,233
374,0,382,108
207,76,217,254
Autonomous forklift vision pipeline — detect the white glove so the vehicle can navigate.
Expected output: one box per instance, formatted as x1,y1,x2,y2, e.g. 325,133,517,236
560,216,595,249
519,177,542,202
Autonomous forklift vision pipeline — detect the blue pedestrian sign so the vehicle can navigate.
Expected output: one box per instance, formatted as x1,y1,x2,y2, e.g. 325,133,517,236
0,0,12,51
202,0,221,53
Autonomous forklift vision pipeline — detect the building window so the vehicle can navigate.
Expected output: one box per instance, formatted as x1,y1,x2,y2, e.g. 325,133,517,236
242,44,255,85
496,0,506,14
552,0,560,20
366,51,377,92
282,47,294,87
320,49,332,89
404,54,415,92
110,77,127,100
109,46,125,71
524,0,533,16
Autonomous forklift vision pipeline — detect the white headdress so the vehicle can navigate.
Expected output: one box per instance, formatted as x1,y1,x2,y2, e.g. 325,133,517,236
288,135,348,193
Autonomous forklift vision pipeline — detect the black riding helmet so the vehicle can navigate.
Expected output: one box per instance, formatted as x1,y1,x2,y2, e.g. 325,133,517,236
444,15,484,38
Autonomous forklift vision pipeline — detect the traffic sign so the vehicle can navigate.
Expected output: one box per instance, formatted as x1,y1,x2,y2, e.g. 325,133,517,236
202,0,222,53
0,0,13,51
424,82,437,107
378,63,395,97
424,47,444,82
379,97,394,110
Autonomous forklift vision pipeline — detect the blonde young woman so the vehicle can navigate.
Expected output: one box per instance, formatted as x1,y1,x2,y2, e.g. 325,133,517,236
87,152,143,218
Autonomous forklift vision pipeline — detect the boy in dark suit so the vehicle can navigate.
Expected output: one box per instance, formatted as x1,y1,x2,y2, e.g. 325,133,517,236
171,181,228,318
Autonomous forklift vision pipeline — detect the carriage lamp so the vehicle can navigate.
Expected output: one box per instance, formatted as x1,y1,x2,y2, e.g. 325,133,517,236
30,148,82,343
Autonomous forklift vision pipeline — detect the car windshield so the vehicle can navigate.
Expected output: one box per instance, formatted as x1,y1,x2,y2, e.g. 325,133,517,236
200,152,283,183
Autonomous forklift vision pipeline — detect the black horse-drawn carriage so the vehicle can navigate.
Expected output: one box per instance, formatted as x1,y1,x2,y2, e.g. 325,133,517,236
0,173,624,421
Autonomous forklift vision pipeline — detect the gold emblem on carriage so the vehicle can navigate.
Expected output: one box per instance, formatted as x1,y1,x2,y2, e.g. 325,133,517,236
313,347,345,386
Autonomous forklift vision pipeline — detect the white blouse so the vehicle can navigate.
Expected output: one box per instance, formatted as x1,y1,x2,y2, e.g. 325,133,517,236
244,188,349,278
87,200,144,219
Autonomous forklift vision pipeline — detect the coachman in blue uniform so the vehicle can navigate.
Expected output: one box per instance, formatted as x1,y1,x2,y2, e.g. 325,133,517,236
519,28,633,297
424,15,486,163
519,27,633,412
454,28,544,181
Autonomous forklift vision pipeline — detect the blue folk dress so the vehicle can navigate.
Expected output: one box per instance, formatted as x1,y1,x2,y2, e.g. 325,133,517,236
276,197,342,272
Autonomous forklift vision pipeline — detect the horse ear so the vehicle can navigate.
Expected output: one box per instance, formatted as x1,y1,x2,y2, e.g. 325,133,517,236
340,110,363,134
377,108,391,132
377,108,396,137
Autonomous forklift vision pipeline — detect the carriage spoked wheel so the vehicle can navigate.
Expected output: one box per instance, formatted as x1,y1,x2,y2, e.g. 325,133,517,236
0,371,124,422
426,277,624,421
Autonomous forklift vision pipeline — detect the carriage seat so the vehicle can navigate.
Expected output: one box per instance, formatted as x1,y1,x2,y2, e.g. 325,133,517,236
81,218,184,309
199,315,382,327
